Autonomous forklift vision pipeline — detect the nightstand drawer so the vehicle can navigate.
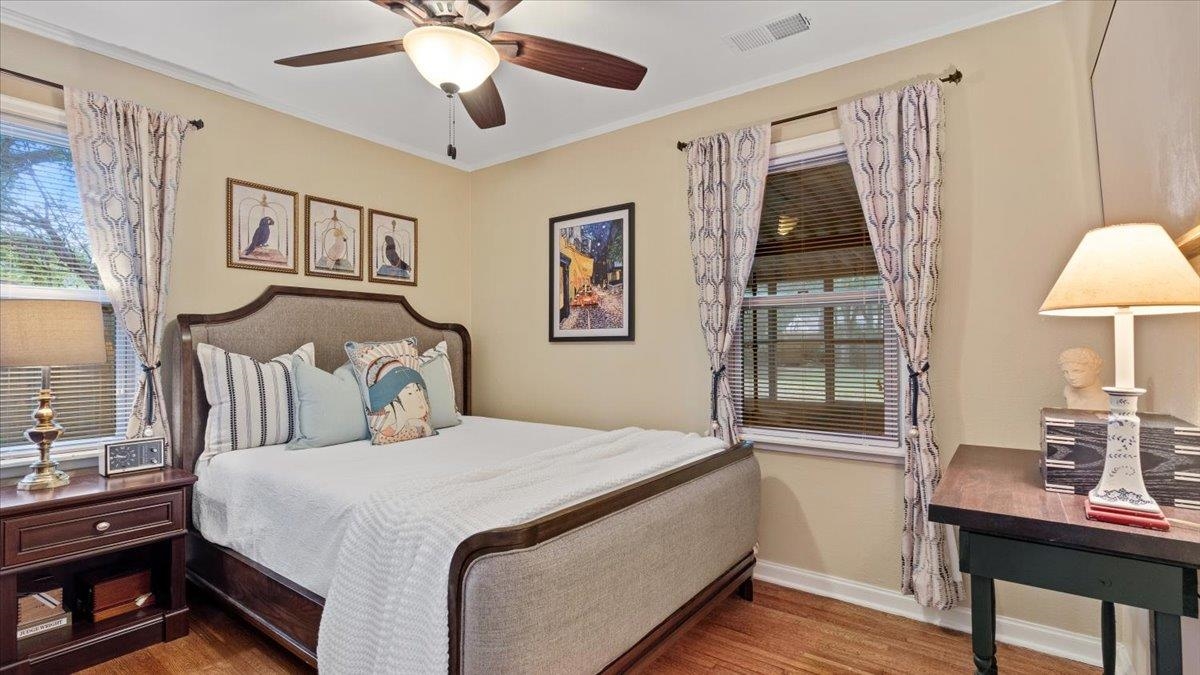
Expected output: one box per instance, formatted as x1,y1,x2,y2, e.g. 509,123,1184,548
2,490,185,567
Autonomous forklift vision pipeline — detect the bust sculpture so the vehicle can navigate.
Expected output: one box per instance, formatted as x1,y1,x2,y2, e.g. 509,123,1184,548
1058,347,1109,411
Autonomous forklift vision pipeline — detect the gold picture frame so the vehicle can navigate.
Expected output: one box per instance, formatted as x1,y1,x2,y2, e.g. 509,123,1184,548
367,209,418,286
226,178,299,274
304,195,364,280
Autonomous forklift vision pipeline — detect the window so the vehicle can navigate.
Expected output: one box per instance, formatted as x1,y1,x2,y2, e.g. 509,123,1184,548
732,131,902,460
0,98,137,462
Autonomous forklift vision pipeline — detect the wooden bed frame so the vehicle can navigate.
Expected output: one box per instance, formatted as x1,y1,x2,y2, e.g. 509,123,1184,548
172,285,755,673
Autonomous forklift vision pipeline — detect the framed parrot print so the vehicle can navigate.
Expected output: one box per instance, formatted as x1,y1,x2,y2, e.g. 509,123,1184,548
367,209,418,286
226,178,298,273
305,195,363,280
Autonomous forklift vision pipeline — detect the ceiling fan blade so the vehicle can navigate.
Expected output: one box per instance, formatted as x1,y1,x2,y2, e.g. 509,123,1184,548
490,32,646,90
372,0,429,24
473,0,521,26
459,77,506,129
275,39,406,67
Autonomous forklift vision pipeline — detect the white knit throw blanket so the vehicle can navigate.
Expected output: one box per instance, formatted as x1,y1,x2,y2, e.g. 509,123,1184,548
316,427,724,674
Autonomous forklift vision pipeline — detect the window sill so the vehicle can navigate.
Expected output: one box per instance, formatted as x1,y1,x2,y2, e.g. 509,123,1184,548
0,440,106,477
741,430,905,465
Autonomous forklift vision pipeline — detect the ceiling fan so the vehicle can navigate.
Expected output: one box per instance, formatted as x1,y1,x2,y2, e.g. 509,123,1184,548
275,0,647,142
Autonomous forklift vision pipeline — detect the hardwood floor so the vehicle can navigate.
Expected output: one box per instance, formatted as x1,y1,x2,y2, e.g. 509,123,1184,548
79,582,1096,674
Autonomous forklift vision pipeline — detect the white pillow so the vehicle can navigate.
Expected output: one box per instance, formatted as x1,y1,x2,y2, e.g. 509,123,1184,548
418,341,460,429
196,342,314,460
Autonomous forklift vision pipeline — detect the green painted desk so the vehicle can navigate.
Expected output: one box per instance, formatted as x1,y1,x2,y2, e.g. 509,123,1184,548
930,444,1198,674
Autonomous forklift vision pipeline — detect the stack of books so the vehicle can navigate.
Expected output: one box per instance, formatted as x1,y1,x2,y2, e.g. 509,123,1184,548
17,588,71,641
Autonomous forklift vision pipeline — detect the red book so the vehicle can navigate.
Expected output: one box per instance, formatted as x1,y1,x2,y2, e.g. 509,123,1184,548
1085,501,1170,531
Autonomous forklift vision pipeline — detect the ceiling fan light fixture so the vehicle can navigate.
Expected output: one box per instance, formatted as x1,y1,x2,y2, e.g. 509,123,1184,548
403,25,499,93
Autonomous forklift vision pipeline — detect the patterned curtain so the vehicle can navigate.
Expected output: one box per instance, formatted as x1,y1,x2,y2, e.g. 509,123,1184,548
838,81,962,610
65,88,190,446
684,125,771,446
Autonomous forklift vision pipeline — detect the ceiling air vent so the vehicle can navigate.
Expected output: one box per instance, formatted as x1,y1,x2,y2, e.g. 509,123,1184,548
723,13,811,53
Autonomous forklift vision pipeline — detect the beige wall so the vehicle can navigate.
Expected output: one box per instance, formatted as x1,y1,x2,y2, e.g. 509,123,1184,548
4,0,1192,649
467,1,1181,639
1091,0,1200,423
0,25,472,326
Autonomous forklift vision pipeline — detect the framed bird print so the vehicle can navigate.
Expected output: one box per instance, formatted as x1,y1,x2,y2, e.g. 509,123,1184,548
305,195,363,280
367,209,417,286
227,178,298,273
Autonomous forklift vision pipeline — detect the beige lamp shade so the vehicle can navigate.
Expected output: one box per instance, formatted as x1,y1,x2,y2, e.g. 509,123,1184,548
1039,223,1200,316
0,299,106,367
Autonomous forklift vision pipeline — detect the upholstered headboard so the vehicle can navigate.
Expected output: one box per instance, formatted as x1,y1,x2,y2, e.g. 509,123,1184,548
163,285,471,472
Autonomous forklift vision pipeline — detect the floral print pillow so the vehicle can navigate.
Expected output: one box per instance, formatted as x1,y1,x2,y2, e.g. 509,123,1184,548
344,339,436,444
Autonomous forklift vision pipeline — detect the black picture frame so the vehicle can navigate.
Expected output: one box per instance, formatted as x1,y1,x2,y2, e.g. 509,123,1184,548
548,203,635,342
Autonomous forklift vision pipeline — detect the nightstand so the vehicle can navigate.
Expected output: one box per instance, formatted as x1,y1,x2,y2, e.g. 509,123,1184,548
0,468,196,673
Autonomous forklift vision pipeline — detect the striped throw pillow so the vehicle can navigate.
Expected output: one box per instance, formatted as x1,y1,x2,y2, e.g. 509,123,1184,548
196,342,314,460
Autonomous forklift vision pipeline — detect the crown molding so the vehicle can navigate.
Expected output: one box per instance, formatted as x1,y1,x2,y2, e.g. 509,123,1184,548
467,1,1059,170
0,6,466,171
2,2,1056,172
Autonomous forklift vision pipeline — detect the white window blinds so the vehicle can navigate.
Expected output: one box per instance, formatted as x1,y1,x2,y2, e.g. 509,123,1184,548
0,114,137,455
733,146,901,446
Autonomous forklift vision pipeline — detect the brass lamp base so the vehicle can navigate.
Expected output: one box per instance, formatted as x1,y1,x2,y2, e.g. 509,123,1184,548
16,378,70,491
17,459,71,491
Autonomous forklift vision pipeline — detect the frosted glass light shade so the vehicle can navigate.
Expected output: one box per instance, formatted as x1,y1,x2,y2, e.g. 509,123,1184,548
1039,223,1200,316
403,26,499,93
0,299,106,367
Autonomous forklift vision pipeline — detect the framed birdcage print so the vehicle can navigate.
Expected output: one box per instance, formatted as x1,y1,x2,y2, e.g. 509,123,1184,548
226,178,299,273
367,209,417,286
305,195,364,280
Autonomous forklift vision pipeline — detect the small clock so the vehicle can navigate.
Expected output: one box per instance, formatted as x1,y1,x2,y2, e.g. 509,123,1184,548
99,438,166,476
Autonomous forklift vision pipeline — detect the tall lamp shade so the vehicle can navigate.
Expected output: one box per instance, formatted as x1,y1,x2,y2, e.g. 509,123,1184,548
0,298,106,491
1039,222,1200,317
1040,223,1200,388
0,299,106,367
1039,223,1200,527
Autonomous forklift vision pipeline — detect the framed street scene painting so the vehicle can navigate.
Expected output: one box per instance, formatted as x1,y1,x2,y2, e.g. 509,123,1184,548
367,209,417,286
549,202,634,342
226,178,298,273
305,195,363,280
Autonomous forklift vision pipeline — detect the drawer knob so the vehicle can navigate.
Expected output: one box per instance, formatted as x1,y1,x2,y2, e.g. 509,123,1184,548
94,521,111,532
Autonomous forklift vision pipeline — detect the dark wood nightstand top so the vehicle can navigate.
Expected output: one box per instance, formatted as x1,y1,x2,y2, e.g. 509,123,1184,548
929,444,1199,568
0,468,196,518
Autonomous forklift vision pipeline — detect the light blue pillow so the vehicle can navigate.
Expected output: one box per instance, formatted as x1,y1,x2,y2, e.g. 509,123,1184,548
419,352,461,430
286,358,370,450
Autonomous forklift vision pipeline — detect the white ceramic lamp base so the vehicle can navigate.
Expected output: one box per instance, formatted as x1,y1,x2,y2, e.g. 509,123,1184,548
1085,387,1169,530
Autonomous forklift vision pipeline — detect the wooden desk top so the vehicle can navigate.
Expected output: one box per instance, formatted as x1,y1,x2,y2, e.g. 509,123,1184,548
0,468,196,518
930,445,1199,568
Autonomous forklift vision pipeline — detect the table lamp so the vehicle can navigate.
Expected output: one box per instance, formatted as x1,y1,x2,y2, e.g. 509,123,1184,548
0,299,106,490
1039,223,1200,529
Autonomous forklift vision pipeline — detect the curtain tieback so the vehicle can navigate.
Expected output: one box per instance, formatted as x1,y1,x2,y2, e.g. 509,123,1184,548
141,361,162,428
709,364,727,429
906,362,930,432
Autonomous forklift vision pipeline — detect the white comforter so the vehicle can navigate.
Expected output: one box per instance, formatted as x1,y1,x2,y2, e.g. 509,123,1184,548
316,427,724,674
193,416,595,597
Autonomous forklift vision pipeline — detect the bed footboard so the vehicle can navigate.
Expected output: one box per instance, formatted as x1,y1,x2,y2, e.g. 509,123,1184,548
454,446,760,674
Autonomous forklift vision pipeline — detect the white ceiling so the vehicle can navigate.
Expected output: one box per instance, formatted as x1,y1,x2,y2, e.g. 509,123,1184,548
1,0,1051,170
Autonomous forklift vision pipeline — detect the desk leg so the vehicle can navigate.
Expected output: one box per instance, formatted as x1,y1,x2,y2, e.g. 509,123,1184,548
971,574,997,675
1152,611,1182,675
1101,601,1115,675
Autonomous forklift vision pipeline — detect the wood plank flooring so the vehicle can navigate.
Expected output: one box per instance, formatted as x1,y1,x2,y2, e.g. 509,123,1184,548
80,581,1096,674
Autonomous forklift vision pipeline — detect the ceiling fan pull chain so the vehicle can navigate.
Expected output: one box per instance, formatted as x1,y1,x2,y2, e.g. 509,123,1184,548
446,93,458,160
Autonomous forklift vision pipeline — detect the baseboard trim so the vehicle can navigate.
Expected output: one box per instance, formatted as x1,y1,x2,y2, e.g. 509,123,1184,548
754,559,1134,672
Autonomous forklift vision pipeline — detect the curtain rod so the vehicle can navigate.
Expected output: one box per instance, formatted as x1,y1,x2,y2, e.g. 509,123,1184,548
0,67,205,130
675,69,962,152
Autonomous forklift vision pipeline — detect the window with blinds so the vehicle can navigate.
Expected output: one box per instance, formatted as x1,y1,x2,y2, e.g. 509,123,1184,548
0,113,137,457
733,141,901,448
